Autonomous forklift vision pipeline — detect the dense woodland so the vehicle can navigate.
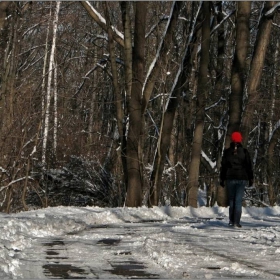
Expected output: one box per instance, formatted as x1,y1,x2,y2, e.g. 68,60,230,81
0,1,280,213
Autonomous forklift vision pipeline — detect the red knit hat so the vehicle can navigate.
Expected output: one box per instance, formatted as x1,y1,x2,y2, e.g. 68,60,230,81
231,132,242,143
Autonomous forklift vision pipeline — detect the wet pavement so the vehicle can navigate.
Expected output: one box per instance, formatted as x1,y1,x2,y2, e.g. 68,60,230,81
19,223,171,279
11,215,280,279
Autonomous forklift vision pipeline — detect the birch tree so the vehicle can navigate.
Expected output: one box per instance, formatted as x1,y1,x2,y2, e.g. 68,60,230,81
42,1,61,167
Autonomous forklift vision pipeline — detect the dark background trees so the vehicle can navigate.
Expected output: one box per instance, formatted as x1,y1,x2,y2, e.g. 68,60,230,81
0,1,280,212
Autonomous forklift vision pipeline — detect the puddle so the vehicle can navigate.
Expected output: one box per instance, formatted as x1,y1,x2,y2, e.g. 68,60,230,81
43,239,88,278
42,239,158,278
206,266,221,270
43,263,87,279
43,240,68,260
97,238,121,246
46,256,68,260
114,251,132,255
108,261,159,278
46,250,59,256
126,219,164,223
43,240,65,247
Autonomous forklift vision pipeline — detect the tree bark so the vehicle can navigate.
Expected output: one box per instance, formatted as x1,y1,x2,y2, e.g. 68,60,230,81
217,1,251,207
80,1,124,47
125,2,147,207
211,1,228,207
226,1,251,147
0,1,10,30
103,2,127,197
53,61,58,159
187,2,210,207
42,1,61,167
120,1,133,189
267,127,279,206
241,1,275,145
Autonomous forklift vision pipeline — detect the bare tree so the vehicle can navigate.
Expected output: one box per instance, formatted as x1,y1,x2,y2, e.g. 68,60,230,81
242,1,276,145
226,1,251,147
187,2,211,207
125,2,148,207
149,2,200,206
217,2,251,207
42,1,61,167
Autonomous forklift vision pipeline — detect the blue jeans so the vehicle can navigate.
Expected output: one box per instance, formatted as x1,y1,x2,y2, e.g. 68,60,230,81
226,180,247,225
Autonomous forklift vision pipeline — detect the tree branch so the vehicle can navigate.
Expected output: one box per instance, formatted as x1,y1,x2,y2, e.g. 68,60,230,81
80,1,124,47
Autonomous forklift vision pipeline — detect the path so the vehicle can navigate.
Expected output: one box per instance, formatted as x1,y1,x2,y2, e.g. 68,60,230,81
14,215,280,279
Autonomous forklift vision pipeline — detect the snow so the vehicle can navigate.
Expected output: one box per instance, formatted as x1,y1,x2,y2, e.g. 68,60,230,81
201,150,216,169
265,3,280,17
84,1,124,40
1,204,280,279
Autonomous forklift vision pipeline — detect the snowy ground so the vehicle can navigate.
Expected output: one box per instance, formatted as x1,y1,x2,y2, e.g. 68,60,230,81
1,205,280,279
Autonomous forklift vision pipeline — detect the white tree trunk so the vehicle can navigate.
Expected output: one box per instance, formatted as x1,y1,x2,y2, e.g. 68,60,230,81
53,61,58,156
42,1,61,166
41,6,52,122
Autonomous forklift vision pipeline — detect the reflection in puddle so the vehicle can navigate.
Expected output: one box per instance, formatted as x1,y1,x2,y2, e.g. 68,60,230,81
114,251,132,255
97,238,121,246
42,239,159,279
43,263,87,279
46,250,59,256
206,266,221,270
43,240,65,247
46,256,68,260
108,261,159,278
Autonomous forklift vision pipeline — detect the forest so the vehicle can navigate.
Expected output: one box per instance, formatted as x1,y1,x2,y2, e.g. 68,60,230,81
0,1,279,213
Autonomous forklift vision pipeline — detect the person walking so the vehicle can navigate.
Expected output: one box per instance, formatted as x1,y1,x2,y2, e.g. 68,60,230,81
220,131,254,228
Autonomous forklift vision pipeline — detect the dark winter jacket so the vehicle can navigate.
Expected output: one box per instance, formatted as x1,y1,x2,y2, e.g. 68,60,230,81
220,142,254,185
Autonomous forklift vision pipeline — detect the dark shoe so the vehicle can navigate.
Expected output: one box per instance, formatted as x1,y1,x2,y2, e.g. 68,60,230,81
234,223,242,228
228,222,233,227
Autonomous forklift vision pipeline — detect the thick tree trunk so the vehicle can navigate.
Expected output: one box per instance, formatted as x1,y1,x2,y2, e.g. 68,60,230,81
187,2,210,207
241,1,275,145
120,1,132,191
217,2,251,207
125,2,147,207
211,1,227,207
265,39,279,206
267,128,279,206
226,1,251,147
103,2,127,199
